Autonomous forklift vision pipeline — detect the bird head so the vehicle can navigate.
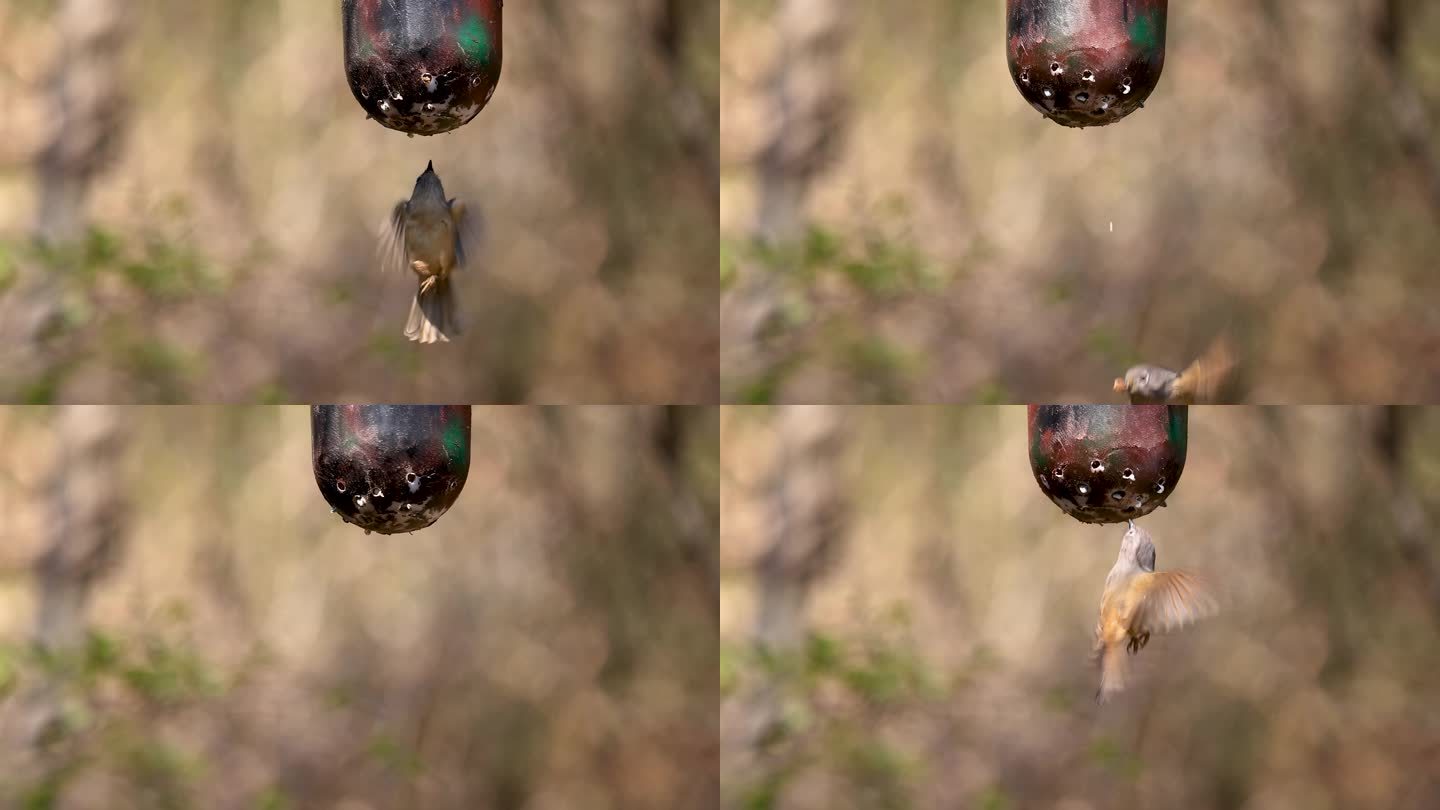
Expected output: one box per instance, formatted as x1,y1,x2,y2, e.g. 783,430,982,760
1120,520,1157,572
410,160,448,205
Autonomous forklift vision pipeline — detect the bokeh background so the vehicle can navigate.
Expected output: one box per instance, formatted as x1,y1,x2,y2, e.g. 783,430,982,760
721,0,1440,403
721,405,1440,809
0,0,718,403
0,405,718,809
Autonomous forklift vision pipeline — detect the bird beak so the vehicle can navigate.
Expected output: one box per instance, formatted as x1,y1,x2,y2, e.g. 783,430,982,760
426,160,434,173
1112,378,1126,392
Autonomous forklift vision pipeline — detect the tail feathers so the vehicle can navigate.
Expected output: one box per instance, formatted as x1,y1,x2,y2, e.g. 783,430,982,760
405,279,462,344
1095,643,1130,704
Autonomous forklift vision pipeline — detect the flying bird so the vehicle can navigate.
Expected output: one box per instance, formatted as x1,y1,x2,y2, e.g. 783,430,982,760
1093,520,1218,703
378,161,481,344
1113,336,1236,403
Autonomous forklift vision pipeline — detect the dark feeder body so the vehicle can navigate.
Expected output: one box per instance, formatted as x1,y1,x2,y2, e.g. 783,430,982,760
312,405,471,535
1028,405,1186,524
1007,0,1167,127
342,0,502,136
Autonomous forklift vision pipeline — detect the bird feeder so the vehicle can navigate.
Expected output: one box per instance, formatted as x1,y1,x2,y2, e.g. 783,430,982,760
1007,0,1167,127
1028,405,1186,524
312,405,472,534
342,0,503,136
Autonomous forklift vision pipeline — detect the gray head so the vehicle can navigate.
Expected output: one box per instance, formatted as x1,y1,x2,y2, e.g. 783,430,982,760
409,160,448,204
1115,364,1178,398
1120,520,1157,572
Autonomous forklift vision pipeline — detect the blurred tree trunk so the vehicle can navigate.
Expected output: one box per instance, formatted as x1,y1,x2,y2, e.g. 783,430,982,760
754,0,849,243
652,0,719,205
0,406,127,755
1367,407,1440,614
35,0,128,243
750,404,847,708
1373,0,1440,219
650,405,720,613
723,0,850,394
35,406,128,653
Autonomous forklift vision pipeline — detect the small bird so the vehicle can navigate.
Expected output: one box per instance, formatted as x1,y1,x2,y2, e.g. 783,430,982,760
1113,336,1236,403
1093,520,1218,703
378,161,478,344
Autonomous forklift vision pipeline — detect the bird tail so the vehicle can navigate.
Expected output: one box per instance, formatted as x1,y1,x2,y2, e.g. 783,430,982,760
1172,335,1236,403
1095,643,1130,704
405,278,462,344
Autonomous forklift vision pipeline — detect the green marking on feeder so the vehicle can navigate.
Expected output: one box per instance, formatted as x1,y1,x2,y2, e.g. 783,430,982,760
457,16,492,65
442,416,469,467
1028,405,1188,525
1128,11,1163,51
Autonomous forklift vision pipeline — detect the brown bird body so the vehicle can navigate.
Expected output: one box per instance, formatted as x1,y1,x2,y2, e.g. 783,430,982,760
379,161,478,344
1114,336,1236,404
1093,521,1217,703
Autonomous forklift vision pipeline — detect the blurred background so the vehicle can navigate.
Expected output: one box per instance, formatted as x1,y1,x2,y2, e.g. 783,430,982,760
721,0,1440,403
0,0,718,403
0,405,718,809
721,405,1440,809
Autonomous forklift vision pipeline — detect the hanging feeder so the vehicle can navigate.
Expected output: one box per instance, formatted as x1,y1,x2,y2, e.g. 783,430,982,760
1028,405,1186,524
1006,0,1167,127
312,405,472,534
342,0,503,136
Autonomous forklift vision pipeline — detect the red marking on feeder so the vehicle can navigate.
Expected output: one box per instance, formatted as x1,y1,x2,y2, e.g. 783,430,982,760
342,0,502,136
1028,405,1186,524
312,405,472,535
1007,0,1167,128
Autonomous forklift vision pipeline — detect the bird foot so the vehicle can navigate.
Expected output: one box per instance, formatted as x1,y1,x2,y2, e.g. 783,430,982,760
1126,633,1151,654
418,275,437,295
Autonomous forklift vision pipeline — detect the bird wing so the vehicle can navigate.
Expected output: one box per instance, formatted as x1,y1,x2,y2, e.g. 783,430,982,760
1130,570,1218,636
1172,336,1236,403
449,198,484,269
377,201,409,274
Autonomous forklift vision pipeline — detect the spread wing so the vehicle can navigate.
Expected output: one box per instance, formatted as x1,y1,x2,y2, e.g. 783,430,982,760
1173,336,1236,403
448,198,484,269
1130,570,1218,637
377,200,409,274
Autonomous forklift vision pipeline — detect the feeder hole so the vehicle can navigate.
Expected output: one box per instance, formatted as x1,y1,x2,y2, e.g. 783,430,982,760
406,472,419,484
1122,468,1135,480
1090,460,1104,471
1111,490,1126,501
336,480,347,492
1081,69,1095,81
1076,92,1090,103
1050,61,1062,74
1078,484,1089,495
